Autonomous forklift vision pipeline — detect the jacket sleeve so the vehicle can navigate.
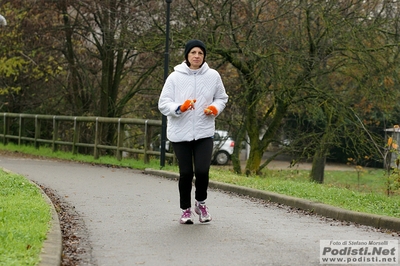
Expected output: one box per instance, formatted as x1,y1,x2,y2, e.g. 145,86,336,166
210,73,229,117
158,74,182,117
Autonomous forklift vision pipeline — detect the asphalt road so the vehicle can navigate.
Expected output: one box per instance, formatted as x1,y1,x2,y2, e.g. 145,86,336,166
0,155,398,266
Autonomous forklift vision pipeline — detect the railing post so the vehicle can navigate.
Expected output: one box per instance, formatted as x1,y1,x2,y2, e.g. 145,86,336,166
18,114,23,146
52,116,58,152
34,115,40,149
3,113,7,145
72,117,79,155
116,118,123,161
94,117,99,159
144,120,149,164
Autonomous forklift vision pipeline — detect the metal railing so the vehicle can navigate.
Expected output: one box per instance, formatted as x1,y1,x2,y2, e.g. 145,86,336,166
0,113,174,163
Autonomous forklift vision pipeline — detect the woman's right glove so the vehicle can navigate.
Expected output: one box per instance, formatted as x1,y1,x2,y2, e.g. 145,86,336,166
180,99,196,112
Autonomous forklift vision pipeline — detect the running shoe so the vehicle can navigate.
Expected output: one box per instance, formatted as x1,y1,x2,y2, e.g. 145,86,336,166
195,201,212,223
180,208,193,224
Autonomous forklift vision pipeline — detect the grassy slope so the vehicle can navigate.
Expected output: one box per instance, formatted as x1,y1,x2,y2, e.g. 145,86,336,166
0,170,51,266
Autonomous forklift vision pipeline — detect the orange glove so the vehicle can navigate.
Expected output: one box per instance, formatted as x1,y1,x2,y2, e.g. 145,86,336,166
204,105,218,116
180,99,196,112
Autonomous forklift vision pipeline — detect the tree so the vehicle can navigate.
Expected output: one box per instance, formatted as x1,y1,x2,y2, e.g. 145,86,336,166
0,1,63,114
298,0,400,183
169,0,400,178
2,0,400,173
1,0,169,150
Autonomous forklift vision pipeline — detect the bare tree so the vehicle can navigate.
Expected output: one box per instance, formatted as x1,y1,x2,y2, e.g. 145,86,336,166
3,0,400,173
299,0,400,183
52,0,166,146
0,0,63,114
172,0,400,177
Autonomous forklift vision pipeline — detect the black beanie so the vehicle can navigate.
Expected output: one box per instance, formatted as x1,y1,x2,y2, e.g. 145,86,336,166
184,39,206,63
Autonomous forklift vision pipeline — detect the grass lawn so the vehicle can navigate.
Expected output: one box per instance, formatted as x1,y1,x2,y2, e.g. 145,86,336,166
0,170,51,266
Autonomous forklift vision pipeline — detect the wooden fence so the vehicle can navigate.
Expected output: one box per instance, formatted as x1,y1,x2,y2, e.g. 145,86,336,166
0,113,174,163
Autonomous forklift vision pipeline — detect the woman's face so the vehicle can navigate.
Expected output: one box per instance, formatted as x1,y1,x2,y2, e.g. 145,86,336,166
187,47,204,69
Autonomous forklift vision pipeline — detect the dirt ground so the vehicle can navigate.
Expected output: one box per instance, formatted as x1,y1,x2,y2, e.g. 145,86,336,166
262,160,357,171
233,151,373,172
225,160,360,172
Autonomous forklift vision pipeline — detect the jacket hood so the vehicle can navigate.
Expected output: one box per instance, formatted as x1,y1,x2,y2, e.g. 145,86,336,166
174,61,210,76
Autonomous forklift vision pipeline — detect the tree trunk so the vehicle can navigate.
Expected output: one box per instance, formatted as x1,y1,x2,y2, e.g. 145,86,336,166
310,153,326,183
245,139,263,176
231,125,247,174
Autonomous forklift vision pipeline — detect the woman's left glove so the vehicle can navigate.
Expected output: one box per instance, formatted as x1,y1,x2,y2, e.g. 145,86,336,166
204,106,218,116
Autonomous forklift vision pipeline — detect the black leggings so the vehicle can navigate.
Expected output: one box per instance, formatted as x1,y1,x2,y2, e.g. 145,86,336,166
172,137,213,209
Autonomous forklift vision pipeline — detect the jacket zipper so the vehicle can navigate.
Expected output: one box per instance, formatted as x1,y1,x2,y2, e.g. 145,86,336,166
193,72,197,140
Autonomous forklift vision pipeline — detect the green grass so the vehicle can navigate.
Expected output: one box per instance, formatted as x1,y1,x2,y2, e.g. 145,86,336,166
0,170,51,266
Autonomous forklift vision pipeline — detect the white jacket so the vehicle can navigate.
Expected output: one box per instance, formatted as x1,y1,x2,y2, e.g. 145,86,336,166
158,62,228,142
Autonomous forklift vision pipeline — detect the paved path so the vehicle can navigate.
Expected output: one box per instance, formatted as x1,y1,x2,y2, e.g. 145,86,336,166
0,155,398,266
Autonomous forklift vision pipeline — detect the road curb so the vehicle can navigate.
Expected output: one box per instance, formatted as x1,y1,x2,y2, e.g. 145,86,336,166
36,183,62,266
27,180,62,266
144,168,400,232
